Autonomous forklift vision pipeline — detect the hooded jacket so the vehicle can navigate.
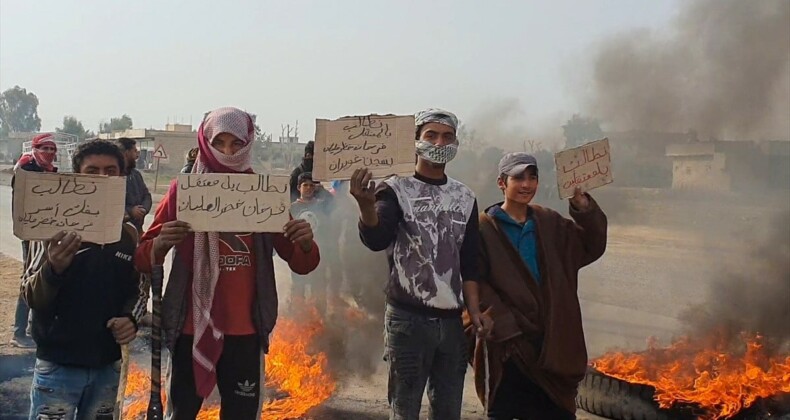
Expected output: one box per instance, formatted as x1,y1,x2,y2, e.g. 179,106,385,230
465,196,607,412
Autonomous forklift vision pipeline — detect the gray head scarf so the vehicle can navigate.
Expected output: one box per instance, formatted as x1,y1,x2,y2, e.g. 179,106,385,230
414,108,459,134
414,108,460,164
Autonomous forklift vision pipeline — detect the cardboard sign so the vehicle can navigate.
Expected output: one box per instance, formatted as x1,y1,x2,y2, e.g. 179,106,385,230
176,174,290,232
313,114,416,181
555,138,613,199
12,170,126,244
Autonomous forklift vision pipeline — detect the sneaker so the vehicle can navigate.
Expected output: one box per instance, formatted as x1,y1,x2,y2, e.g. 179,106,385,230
10,335,35,349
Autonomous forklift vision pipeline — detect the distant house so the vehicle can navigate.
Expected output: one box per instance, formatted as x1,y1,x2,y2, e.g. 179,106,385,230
666,140,789,192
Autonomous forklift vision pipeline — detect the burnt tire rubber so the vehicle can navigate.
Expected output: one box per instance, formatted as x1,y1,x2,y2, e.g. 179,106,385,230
576,368,696,420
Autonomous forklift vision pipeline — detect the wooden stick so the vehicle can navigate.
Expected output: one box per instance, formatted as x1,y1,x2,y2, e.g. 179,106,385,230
114,344,130,420
146,264,165,420
483,339,490,412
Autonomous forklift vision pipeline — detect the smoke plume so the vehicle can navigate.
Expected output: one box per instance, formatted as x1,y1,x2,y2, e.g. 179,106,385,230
684,210,790,344
588,0,790,140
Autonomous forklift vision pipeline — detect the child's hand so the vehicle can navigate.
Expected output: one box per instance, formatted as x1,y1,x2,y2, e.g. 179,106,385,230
569,186,590,211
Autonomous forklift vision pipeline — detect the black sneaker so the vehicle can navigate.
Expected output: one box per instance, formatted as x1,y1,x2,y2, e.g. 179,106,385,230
10,335,35,349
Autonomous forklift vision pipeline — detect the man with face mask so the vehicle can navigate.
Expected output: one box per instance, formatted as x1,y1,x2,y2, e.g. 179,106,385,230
349,108,493,420
289,141,314,202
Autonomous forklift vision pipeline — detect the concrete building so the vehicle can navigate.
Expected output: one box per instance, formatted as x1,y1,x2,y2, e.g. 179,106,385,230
99,124,196,173
666,140,789,192
666,142,731,191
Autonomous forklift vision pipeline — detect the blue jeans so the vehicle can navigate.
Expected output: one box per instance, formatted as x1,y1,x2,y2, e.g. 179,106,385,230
14,240,31,337
384,304,468,420
29,359,120,420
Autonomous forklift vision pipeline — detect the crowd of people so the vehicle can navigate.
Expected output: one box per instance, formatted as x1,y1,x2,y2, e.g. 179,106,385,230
10,106,607,420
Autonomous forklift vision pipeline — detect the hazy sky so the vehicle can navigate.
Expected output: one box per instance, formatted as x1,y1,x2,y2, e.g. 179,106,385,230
1,0,678,141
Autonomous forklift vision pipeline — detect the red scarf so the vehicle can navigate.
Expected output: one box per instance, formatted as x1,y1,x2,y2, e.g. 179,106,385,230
17,133,57,172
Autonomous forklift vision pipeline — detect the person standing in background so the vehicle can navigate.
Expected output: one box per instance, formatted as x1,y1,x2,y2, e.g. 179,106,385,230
117,137,152,235
289,140,314,201
10,133,59,348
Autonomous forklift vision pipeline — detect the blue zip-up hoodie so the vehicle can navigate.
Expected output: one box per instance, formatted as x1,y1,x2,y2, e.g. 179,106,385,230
490,204,542,283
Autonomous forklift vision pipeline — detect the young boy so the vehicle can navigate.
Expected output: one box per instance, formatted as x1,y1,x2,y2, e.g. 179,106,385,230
22,139,148,420
289,172,334,314
470,152,607,419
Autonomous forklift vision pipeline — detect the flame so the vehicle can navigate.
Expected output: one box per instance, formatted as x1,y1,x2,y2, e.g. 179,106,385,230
122,310,335,419
591,332,790,419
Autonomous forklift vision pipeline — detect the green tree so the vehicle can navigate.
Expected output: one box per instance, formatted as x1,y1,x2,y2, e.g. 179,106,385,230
57,116,94,140
562,114,604,148
0,86,42,136
99,114,133,133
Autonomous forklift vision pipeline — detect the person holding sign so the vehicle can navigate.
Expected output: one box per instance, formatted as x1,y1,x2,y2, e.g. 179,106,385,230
134,107,319,420
468,152,607,420
11,133,59,348
351,108,492,420
21,139,149,420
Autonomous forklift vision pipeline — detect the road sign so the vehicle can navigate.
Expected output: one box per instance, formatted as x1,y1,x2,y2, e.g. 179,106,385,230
153,144,168,159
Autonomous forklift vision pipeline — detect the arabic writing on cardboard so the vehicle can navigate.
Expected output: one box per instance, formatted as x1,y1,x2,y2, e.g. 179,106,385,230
313,114,416,181
12,170,126,244
555,137,613,199
176,174,291,232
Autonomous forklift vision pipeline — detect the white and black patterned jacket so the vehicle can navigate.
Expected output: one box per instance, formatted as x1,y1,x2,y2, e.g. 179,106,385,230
359,173,479,317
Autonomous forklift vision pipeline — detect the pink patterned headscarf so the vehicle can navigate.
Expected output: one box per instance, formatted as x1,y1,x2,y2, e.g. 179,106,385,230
194,106,255,174
190,107,255,397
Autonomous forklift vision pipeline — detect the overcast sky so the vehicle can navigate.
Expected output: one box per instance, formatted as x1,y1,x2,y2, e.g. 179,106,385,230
1,0,678,141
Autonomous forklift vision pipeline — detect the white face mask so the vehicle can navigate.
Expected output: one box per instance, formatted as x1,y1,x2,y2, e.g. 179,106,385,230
415,140,459,164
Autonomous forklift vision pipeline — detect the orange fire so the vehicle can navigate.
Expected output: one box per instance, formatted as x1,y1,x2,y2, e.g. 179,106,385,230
122,311,335,419
592,332,790,419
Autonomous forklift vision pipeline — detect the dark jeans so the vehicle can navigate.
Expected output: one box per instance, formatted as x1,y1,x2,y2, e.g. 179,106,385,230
14,240,31,338
488,360,576,420
384,304,467,420
166,334,264,420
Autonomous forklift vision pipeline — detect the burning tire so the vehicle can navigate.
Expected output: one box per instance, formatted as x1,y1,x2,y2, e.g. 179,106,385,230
576,368,790,420
576,368,691,420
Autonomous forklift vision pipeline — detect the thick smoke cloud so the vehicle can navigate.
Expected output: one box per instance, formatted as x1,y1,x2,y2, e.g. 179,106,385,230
588,0,790,140
684,210,790,345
